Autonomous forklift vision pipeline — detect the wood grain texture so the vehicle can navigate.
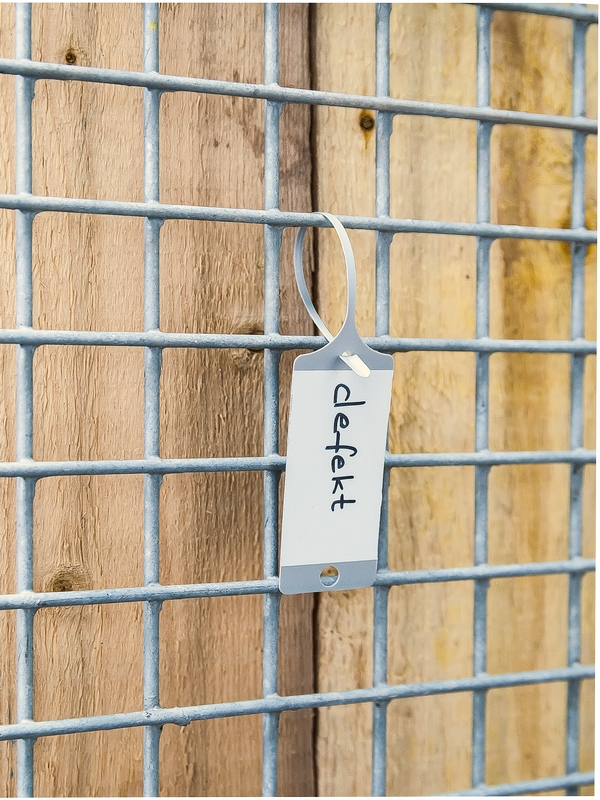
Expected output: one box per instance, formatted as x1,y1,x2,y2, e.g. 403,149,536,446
313,5,476,795
0,3,595,797
313,4,595,796
1,3,22,795
486,9,596,791
0,3,314,796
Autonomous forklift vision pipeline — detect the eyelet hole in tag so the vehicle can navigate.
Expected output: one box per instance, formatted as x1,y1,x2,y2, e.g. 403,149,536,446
319,566,340,587
279,213,395,595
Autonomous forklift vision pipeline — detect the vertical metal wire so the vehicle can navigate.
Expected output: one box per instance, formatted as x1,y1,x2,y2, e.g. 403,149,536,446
143,4,163,795
15,3,36,796
372,4,392,796
472,6,493,790
1,4,595,797
262,4,282,795
566,14,587,796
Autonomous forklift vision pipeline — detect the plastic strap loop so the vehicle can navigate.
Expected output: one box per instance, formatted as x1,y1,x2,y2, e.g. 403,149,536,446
294,213,370,377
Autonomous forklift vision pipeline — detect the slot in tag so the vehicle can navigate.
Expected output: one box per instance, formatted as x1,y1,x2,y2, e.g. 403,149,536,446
279,213,394,595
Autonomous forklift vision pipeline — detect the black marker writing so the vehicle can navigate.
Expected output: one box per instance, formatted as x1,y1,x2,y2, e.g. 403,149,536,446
331,454,345,471
325,432,358,458
334,383,366,408
328,383,365,511
331,495,356,511
332,474,354,493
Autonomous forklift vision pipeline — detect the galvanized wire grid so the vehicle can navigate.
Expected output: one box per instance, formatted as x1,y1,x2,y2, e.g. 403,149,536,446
0,2,596,797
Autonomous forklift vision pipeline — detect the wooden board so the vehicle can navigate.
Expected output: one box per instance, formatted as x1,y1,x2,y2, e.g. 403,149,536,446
0,3,594,797
487,9,596,792
0,4,314,796
312,4,595,796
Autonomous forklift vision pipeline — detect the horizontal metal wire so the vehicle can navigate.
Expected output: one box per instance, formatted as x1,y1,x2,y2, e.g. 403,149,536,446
0,558,593,611
379,558,595,586
0,448,594,479
0,329,596,355
3,3,596,793
442,771,595,796
0,58,596,133
0,194,596,244
385,449,595,468
478,3,599,22
0,580,279,610
0,664,593,742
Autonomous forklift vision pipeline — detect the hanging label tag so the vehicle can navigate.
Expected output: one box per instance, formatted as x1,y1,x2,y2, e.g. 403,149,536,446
279,213,394,595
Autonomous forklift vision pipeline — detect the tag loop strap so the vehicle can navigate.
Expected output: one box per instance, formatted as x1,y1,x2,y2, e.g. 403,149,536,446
294,213,369,377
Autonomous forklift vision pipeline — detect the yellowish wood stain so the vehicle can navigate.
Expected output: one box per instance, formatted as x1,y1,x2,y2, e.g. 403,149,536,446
314,4,595,796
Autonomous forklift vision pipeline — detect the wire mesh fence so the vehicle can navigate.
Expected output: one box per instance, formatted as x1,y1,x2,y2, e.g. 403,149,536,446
0,2,596,796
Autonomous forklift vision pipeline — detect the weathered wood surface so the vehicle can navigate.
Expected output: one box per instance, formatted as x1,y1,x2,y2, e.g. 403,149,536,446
486,10,596,794
0,3,314,796
1,6,20,797
0,3,595,797
313,4,595,796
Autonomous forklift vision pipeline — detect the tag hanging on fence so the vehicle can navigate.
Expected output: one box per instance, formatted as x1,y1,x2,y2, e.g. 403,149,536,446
279,213,394,595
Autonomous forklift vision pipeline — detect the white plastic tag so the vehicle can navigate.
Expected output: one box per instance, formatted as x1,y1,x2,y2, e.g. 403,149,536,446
279,214,394,595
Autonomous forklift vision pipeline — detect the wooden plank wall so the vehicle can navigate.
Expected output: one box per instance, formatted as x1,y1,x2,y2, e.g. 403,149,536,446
312,4,595,796
0,4,314,796
0,3,595,797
